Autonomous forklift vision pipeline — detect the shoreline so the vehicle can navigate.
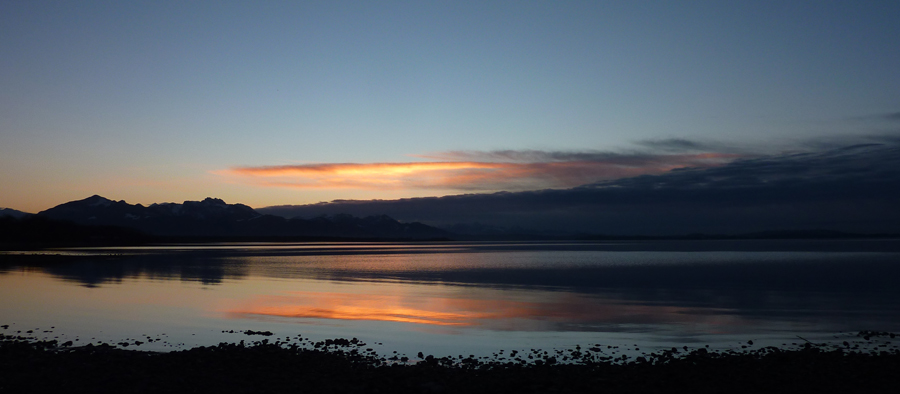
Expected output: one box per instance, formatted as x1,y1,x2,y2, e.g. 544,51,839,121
2,331,898,393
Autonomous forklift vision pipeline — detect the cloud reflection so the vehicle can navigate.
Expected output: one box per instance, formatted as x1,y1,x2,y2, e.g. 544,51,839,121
227,288,742,332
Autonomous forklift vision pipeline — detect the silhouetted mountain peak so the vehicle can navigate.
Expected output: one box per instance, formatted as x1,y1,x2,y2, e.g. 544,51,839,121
0,208,32,219
83,195,115,207
180,198,258,221
39,195,135,221
200,197,227,205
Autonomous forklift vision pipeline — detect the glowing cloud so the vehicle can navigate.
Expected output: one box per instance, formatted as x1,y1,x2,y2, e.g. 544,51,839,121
219,148,744,192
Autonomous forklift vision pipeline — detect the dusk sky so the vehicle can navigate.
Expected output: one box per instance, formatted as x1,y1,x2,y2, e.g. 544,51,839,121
2,1,899,214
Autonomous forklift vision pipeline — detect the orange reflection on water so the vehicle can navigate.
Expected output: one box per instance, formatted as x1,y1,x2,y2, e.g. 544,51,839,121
227,287,743,331
229,292,501,326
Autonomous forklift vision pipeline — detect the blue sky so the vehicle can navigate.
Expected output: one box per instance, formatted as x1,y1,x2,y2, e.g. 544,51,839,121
2,1,899,213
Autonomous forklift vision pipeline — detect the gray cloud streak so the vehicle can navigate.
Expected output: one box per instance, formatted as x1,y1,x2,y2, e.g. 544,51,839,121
885,112,900,121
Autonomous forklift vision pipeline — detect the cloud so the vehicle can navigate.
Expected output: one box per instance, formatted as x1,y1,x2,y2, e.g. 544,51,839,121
584,143,899,191
221,143,745,192
847,111,900,122
225,162,502,190
258,142,900,235
632,138,728,153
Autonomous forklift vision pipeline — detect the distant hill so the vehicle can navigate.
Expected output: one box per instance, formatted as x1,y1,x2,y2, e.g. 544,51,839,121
36,195,449,239
0,208,31,219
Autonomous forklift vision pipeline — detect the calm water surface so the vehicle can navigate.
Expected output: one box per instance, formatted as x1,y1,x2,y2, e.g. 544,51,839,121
2,240,899,359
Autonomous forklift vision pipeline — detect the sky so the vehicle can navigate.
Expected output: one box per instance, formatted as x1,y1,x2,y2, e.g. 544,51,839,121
2,0,899,217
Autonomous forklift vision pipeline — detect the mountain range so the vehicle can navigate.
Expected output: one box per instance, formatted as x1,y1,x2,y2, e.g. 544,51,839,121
30,195,449,239
3,189,896,247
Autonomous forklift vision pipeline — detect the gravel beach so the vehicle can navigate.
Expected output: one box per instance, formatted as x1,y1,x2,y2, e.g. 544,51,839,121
2,332,898,393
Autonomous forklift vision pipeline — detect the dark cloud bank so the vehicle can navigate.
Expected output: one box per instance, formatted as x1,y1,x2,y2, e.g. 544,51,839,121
259,142,900,236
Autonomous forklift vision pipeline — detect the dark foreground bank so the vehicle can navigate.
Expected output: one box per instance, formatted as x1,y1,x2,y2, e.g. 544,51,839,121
2,334,899,394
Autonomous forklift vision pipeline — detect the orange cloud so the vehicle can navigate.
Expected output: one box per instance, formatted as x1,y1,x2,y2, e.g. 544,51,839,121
218,151,744,192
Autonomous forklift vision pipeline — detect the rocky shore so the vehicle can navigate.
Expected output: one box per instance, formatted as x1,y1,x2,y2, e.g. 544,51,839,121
2,332,898,393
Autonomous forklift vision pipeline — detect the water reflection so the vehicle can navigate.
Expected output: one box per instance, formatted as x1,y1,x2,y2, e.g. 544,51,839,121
227,287,746,332
2,242,900,344
0,255,249,287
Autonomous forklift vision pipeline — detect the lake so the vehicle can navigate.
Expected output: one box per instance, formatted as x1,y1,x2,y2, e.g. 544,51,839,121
2,240,899,360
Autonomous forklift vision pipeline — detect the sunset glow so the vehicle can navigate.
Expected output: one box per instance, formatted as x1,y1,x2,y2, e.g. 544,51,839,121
220,152,742,192
2,2,898,214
